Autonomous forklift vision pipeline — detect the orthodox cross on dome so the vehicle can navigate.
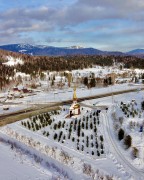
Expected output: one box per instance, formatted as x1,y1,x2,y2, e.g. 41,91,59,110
73,86,77,101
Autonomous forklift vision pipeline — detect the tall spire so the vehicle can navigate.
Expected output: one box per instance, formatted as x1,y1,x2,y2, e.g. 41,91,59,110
73,86,77,101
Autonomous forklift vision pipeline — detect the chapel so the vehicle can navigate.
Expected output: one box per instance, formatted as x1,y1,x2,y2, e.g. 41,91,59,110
69,87,81,117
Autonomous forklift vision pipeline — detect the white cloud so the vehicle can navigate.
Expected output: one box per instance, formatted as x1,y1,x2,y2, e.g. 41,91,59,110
0,0,144,50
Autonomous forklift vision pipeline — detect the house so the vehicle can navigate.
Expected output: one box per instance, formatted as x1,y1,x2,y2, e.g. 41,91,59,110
3,105,9,110
106,72,116,85
13,87,19,91
22,88,29,93
69,87,81,117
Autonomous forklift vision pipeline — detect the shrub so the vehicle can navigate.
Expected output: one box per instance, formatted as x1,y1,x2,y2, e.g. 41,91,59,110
124,135,132,149
54,133,57,140
101,150,104,154
94,127,97,133
118,128,125,140
58,121,61,128
100,135,104,142
72,137,75,142
48,119,52,125
36,124,39,130
81,145,84,151
43,131,46,135
82,132,84,137
91,143,94,148
86,142,89,147
82,122,85,129
101,144,103,149
141,101,144,110
132,147,139,158
90,122,93,129
24,122,26,127
97,150,100,156
74,124,77,131
86,123,88,129
53,123,57,130
96,142,98,149
119,117,124,124
91,134,93,139
77,125,81,137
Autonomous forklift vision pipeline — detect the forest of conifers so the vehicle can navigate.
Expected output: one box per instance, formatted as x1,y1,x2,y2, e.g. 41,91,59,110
0,49,144,89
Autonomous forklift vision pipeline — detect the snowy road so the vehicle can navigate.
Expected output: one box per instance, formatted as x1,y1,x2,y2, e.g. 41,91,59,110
103,109,144,180
80,101,144,180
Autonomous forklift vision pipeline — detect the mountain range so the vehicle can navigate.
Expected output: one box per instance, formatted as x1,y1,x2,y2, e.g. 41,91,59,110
0,44,144,56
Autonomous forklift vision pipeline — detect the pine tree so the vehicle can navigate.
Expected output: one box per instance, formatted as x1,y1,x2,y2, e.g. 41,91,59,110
83,77,88,86
118,128,125,140
124,135,132,149
54,133,57,140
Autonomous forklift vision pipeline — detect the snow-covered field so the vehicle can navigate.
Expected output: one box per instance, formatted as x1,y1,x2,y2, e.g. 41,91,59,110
0,104,31,115
20,108,105,159
1,62,144,179
0,83,142,116
0,141,54,180
82,90,144,176
111,92,144,169
0,124,121,180
0,94,141,179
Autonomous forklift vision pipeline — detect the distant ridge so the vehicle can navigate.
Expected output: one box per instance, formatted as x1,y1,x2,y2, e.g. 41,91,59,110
0,44,124,56
127,49,144,55
0,44,144,57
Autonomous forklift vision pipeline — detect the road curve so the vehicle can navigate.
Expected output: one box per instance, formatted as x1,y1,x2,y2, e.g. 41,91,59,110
80,101,144,179
104,109,144,180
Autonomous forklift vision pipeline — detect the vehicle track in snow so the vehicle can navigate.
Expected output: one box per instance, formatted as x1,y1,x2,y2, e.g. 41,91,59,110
103,109,144,180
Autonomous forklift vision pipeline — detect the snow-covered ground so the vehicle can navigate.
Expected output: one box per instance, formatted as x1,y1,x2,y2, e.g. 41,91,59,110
0,92,144,180
1,63,144,179
3,56,24,66
0,83,142,116
0,140,56,180
0,104,31,115
82,90,144,178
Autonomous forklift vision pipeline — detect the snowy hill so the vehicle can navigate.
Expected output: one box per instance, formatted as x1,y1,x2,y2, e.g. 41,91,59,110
0,44,124,56
127,49,144,55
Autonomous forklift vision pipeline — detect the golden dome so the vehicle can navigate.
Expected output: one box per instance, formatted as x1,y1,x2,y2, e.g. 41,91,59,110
73,103,80,109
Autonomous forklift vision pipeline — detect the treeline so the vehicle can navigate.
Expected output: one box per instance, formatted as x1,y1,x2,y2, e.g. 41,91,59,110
1,49,144,90
15,55,144,74
0,49,30,62
0,63,15,90
15,55,114,74
1,49,144,73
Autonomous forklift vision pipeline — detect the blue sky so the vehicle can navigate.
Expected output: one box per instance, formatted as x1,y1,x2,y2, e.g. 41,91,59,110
0,0,144,51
